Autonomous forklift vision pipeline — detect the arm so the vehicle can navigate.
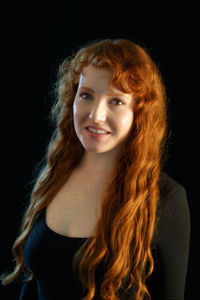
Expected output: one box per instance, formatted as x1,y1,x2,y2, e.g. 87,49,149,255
147,185,191,299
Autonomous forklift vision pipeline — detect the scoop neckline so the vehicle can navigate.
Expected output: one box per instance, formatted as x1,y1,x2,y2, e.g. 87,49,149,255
41,207,94,240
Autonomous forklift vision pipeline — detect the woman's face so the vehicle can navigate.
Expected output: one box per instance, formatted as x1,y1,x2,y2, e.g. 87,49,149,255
73,64,135,154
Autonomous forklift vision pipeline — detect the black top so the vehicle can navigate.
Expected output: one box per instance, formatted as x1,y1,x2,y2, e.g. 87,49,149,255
18,172,190,300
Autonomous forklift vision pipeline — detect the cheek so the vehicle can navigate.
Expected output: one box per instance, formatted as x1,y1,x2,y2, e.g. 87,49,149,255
73,100,83,120
117,110,134,130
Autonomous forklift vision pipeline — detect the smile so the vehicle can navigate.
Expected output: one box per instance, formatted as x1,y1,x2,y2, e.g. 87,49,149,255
87,127,108,134
85,127,110,139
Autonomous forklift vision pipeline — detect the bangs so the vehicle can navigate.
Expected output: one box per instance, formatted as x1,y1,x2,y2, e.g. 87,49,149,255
81,55,135,95
72,39,157,103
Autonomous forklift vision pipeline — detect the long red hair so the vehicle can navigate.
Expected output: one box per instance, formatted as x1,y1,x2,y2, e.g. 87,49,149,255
1,39,169,299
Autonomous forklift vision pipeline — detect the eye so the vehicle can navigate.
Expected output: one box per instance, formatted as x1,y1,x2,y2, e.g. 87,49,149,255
112,98,124,106
79,92,92,100
79,92,124,106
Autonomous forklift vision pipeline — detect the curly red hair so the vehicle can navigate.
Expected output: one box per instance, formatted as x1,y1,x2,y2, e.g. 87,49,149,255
1,39,169,300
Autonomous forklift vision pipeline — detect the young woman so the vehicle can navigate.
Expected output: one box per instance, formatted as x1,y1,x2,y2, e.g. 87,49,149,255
1,39,190,300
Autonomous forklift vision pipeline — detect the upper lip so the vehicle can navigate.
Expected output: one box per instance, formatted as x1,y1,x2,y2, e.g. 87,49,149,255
86,125,111,133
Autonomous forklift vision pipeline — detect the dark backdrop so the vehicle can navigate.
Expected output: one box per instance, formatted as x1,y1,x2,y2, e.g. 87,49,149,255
1,0,198,299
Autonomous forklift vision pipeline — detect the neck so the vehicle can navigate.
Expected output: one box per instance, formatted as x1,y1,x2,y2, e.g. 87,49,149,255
75,149,120,179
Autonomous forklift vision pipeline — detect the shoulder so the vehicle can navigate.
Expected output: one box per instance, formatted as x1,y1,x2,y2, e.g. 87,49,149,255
159,171,186,199
149,173,191,296
158,171,189,213
155,171,190,241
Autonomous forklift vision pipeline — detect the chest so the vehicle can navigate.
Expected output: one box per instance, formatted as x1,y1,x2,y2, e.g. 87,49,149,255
45,171,106,238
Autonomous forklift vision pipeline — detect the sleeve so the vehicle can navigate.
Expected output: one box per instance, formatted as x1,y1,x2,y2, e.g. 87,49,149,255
146,185,191,300
18,279,38,300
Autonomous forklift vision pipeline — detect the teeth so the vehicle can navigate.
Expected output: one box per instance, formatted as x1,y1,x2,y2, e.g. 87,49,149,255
88,127,108,134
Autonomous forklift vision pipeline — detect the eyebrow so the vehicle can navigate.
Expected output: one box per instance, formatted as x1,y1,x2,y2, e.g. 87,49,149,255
80,86,129,100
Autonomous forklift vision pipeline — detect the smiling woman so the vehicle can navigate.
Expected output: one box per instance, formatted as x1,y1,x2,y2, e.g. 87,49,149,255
1,38,190,300
73,64,135,161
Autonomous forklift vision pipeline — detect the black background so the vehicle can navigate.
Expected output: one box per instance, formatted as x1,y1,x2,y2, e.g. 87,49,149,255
1,0,198,299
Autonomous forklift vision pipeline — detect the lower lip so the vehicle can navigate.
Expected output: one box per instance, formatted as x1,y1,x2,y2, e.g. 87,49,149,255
86,128,111,139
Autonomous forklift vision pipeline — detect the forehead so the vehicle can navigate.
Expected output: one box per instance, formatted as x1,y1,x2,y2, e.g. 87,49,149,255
79,64,132,97
80,64,112,83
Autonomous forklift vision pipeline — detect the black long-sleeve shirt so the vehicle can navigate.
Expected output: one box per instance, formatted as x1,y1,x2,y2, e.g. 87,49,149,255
19,172,190,299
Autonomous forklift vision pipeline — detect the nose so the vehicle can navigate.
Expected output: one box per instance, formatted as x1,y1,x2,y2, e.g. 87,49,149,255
89,102,107,122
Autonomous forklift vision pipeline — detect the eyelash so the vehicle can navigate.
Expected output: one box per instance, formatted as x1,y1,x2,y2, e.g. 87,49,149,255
79,92,124,106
